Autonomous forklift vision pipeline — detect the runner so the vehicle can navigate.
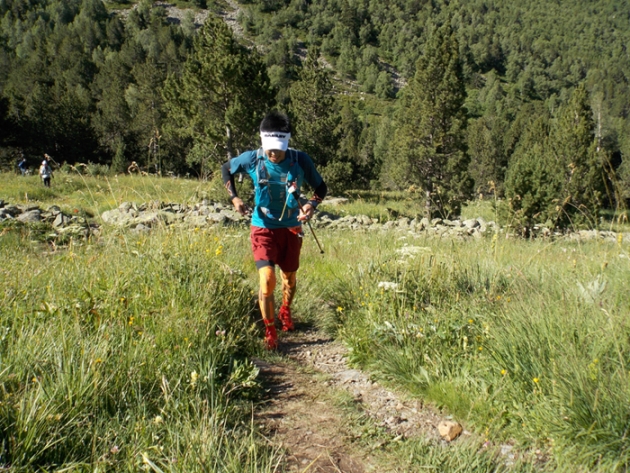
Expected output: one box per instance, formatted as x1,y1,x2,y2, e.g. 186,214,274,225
221,111,327,349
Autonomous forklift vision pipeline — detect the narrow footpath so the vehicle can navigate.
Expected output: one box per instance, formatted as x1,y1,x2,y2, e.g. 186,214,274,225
253,329,456,472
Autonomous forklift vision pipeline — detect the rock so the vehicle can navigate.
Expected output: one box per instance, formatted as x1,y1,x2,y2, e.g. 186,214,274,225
135,211,159,226
335,369,363,384
101,209,118,224
222,210,245,222
435,224,448,235
47,205,62,215
206,213,228,224
382,221,396,229
396,217,410,227
17,204,40,212
185,215,209,227
101,209,134,226
52,213,69,228
358,215,372,226
437,420,462,441
119,202,134,212
17,209,42,223
324,197,349,206
158,210,182,225
3,205,20,217
59,224,89,237
132,223,151,234
463,219,479,229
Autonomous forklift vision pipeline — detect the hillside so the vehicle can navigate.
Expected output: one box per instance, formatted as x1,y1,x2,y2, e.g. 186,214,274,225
1,0,629,227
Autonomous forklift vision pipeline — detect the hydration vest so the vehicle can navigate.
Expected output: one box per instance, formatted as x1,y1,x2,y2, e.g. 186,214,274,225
254,148,302,221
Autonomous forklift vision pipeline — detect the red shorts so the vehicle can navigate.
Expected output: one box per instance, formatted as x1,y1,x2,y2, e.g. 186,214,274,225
250,226,303,272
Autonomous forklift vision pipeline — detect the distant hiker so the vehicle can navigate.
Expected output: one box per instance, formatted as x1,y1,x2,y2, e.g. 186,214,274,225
18,158,27,175
222,111,327,350
39,159,53,187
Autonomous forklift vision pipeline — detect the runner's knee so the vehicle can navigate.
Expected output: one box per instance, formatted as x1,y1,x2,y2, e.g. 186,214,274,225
281,271,297,289
259,266,276,297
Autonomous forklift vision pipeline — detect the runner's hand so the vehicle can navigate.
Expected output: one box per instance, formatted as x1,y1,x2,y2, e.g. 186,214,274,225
298,203,314,222
232,197,249,216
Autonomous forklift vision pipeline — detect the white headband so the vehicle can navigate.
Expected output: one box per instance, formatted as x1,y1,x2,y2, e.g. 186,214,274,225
260,131,290,151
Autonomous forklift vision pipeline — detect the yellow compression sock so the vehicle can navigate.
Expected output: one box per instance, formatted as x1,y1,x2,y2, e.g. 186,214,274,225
280,271,297,307
258,266,276,323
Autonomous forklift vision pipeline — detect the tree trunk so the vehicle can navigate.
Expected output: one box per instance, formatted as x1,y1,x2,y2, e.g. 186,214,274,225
226,124,233,159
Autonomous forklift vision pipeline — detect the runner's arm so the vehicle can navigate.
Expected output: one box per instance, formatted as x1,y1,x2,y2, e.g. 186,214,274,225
308,180,327,209
298,152,327,208
221,161,238,200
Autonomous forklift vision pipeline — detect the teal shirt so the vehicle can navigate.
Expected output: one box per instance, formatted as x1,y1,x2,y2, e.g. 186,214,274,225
228,149,323,229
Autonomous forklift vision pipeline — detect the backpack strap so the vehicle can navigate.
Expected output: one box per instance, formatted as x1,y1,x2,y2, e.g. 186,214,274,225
256,148,268,185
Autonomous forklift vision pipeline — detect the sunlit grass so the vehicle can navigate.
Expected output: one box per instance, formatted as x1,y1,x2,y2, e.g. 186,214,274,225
0,221,277,470
300,229,630,471
2,172,630,471
0,172,228,217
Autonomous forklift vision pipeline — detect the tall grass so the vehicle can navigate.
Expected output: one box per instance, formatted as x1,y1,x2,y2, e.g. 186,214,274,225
0,223,277,471
3,172,630,470
0,172,229,217
301,229,630,471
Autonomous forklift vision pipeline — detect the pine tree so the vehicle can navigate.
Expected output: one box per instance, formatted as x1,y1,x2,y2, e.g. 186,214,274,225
467,115,509,196
288,47,339,168
504,114,564,228
550,84,605,227
385,23,472,218
162,14,274,174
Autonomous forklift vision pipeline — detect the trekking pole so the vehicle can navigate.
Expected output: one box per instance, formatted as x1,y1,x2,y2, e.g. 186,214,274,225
296,199,324,254
285,185,324,254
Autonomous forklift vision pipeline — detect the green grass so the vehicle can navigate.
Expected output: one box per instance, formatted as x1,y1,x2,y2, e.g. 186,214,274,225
0,220,278,470
300,229,630,471
2,173,630,471
0,172,229,217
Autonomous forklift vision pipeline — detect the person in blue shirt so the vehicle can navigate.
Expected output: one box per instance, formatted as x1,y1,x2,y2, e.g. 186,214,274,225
222,111,327,350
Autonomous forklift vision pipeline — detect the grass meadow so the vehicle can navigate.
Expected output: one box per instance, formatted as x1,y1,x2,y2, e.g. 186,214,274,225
301,229,630,472
1,171,630,471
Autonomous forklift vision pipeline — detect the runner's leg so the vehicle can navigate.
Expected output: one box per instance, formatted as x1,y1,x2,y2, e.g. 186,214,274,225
280,271,297,307
258,265,276,324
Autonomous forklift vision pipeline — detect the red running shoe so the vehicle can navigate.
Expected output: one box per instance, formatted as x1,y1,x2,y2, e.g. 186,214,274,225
278,305,295,332
264,323,278,350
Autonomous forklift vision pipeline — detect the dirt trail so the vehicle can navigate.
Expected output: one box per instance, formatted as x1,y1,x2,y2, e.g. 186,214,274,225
254,329,455,472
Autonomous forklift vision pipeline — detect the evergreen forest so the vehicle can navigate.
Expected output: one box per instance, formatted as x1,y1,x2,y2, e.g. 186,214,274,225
1,0,630,228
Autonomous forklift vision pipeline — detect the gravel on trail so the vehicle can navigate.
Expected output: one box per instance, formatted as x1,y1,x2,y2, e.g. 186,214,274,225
254,329,460,472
